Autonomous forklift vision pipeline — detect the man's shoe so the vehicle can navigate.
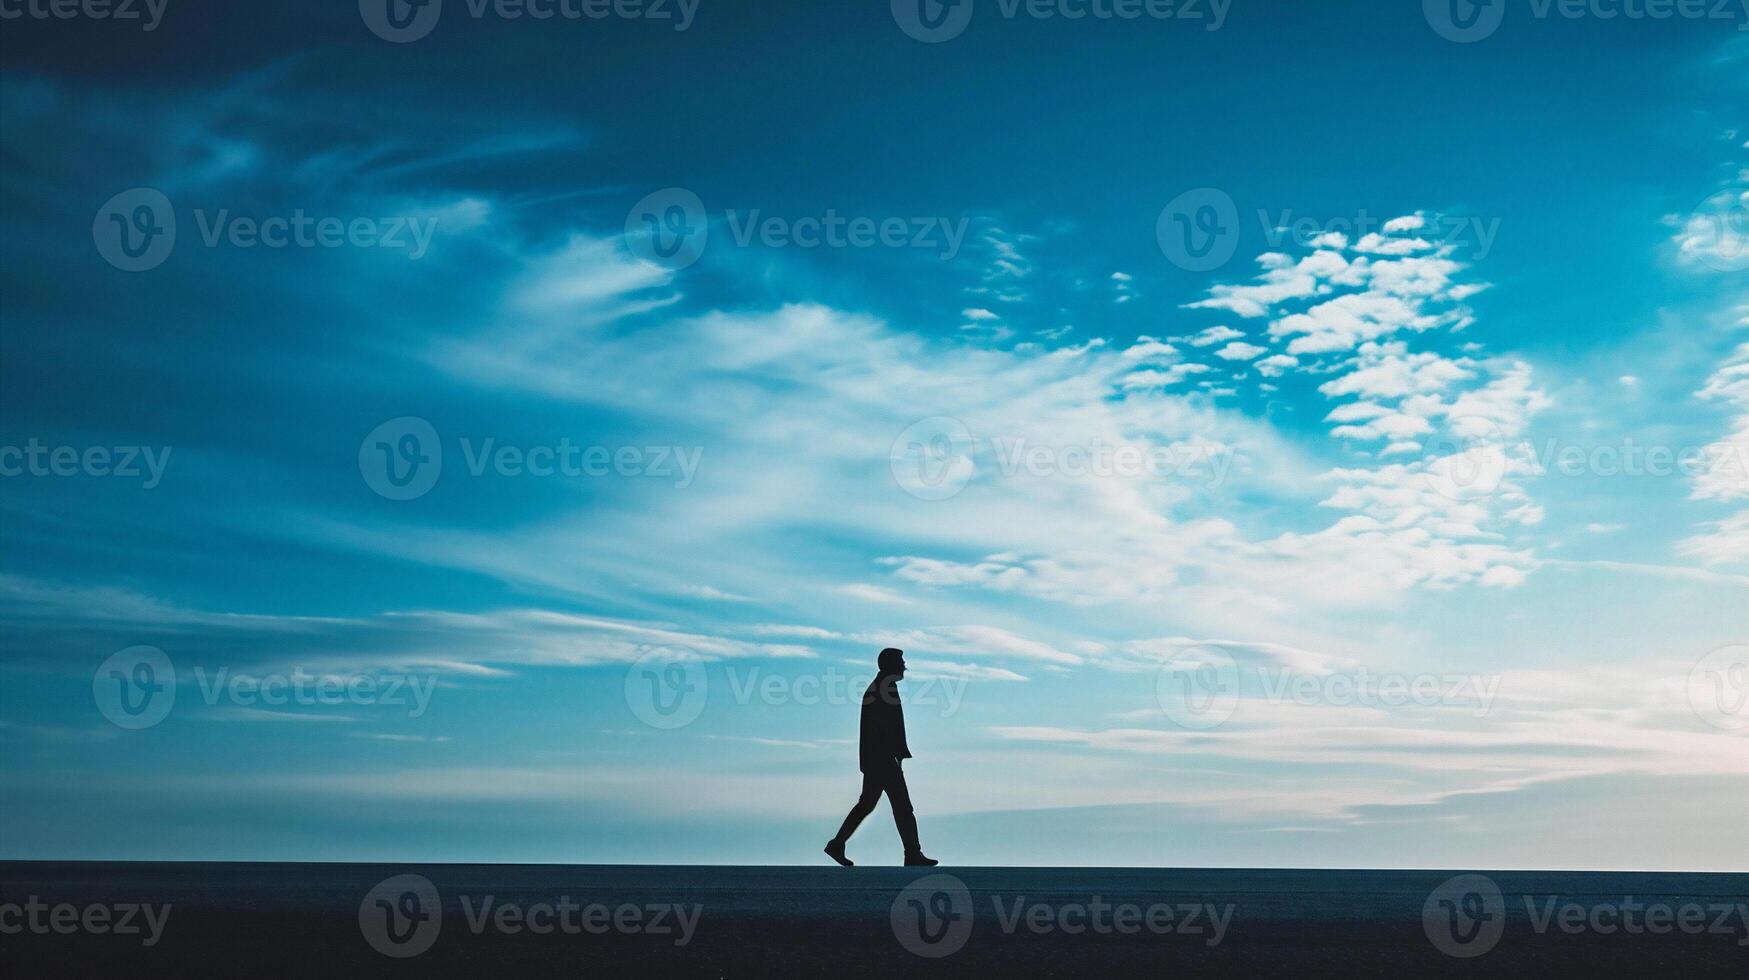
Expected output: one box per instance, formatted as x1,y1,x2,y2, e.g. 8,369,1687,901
824,840,854,867
903,852,939,867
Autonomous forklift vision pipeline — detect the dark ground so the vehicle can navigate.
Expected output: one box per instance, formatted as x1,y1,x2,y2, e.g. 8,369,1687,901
1,863,1744,977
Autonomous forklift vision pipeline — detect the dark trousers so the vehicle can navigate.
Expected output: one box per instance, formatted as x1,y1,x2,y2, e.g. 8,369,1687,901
832,760,921,853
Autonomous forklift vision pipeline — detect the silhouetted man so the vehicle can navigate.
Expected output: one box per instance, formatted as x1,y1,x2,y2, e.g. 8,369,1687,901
825,648,938,867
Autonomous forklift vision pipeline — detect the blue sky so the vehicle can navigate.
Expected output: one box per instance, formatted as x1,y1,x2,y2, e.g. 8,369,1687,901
1,1,1746,870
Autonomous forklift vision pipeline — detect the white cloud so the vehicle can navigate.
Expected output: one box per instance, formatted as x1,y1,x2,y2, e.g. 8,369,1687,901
414,224,1542,621
1326,407,1433,444
1673,190,1749,269
1119,363,1211,388
1353,232,1433,256
1271,290,1452,356
1679,510,1749,566
1691,344,1749,503
1188,250,1349,319
1382,213,1426,234
835,583,911,605
877,624,1082,665
1444,360,1552,440
1186,325,1244,347
907,659,1030,681
519,234,676,315
1255,354,1299,377
986,657,1745,818
0,575,825,675
1318,342,1474,400
1214,341,1269,361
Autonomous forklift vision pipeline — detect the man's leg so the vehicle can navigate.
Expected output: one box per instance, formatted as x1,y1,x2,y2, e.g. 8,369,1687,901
883,763,923,855
831,770,884,845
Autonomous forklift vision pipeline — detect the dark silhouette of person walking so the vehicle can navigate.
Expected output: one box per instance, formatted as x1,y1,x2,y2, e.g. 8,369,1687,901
825,648,939,867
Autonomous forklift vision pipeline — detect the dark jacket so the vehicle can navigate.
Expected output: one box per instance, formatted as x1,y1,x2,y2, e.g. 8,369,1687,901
858,673,911,773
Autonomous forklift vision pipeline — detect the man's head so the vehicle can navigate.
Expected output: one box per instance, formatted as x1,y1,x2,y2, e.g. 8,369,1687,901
878,647,906,678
